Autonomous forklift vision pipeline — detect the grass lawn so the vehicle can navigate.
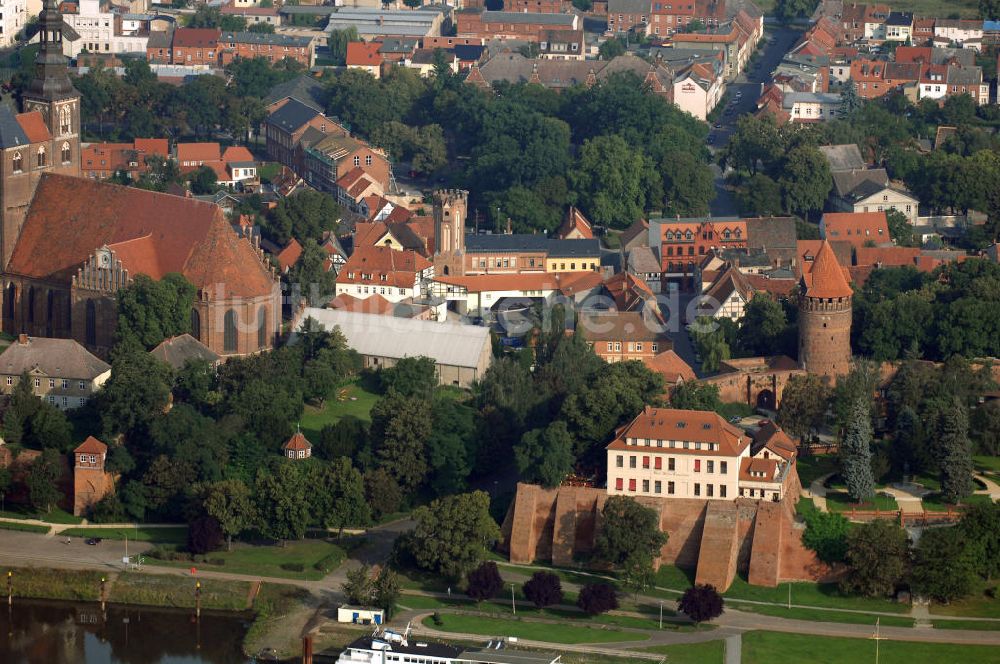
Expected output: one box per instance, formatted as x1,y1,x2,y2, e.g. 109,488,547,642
742,630,1000,664
735,603,914,627
931,619,1000,630
715,402,755,421
637,640,726,663
796,455,839,486
257,162,281,182
928,583,1000,618
825,491,899,513
886,0,980,18
422,614,648,644
921,493,994,512
654,564,696,590
300,378,380,440
149,539,347,581
724,576,908,614
62,526,188,545
0,521,49,534
109,572,250,611
0,506,83,524
973,456,1000,474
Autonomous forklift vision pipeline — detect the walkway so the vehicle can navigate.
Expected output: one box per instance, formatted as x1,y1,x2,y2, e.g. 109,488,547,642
725,634,742,664
803,473,831,512
974,474,1000,499
881,486,926,515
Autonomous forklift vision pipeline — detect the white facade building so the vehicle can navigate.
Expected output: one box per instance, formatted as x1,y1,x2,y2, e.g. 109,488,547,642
0,0,28,48
62,0,151,57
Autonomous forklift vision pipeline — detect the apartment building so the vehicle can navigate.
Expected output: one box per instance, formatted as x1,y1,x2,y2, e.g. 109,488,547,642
0,335,110,410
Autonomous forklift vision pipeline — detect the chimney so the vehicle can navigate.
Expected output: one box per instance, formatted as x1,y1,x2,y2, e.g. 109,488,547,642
17,334,27,345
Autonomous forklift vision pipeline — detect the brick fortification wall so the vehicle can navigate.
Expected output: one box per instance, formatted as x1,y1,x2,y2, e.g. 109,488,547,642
502,468,830,591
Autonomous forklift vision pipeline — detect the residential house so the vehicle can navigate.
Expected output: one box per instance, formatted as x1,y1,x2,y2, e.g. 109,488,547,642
537,29,585,60
643,350,696,386
883,11,912,42
607,0,650,35
627,246,664,294
302,133,390,197
504,0,570,12
346,41,383,77
149,334,221,370
463,234,601,274
282,431,312,460
170,28,221,66
556,207,594,240
650,0,727,38
61,0,152,57
933,18,983,50
218,31,314,67
0,335,110,410
80,138,169,180
263,98,348,172
672,59,725,120
219,2,281,28
649,216,748,289
828,168,918,222
782,91,841,122
457,10,578,41
579,310,672,363
334,246,434,303
820,211,890,249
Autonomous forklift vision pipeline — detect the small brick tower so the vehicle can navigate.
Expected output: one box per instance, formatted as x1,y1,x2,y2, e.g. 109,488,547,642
73,436,113,516
798,239,853,381
432,189,468,277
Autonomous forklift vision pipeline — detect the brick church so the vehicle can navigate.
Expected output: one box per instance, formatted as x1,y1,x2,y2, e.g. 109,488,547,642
0,0,280,358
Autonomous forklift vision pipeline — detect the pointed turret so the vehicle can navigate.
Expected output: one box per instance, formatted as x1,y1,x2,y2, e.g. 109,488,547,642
802,239,852,299
798,240,853,381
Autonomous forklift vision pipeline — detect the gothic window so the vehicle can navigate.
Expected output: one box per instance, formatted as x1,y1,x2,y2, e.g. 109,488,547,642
224,309,237,353
59,107,71,135
4,283,15,321
85,300,96,346
46,291,54,336
257,307,267,349
27,287,35,323
36,147,46,168
61,142,71,164
190,308,201,340
12,152,22,173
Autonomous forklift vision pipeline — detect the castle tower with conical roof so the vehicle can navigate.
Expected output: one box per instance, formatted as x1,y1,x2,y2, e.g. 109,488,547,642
798,240,852,381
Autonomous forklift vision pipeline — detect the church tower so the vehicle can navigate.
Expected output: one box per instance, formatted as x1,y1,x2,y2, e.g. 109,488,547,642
432,189,468,277
0,0,81,269
798,240,853,382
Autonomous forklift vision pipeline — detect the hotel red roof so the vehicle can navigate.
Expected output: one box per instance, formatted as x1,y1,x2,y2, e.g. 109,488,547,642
822,211,890,249
74,436,108,455
7,174,276,299
607,406,750,457
346,41,383,67
801,240,852,299
338,246,431,289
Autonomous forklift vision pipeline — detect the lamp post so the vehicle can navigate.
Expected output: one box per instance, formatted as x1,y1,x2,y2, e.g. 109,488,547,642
510,584,516,615
659,601,663,629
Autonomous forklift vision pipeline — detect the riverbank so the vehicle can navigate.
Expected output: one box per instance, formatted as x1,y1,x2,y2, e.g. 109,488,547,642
1,566,324,659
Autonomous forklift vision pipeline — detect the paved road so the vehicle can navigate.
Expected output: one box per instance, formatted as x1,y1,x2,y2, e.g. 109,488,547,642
708,27,802,218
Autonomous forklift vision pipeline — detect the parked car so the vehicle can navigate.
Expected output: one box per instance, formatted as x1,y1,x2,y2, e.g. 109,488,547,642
85,538,102,546
730,416,742,424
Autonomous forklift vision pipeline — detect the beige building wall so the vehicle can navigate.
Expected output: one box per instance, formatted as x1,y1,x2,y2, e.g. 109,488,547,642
607,444,749,501
0,368,109,410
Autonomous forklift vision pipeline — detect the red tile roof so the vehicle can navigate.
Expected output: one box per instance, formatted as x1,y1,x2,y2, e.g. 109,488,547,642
802,239,852,298
7,174,275,299
74,436,108,455
177,142,221,164
346,41,383,67
854,246,921,267
328,292,397,315
822,211,890,249
642,350,695,384
283,431,312,451
338,246,431,289
276,238,303,271
435,271,602,295
222,146,255,163
134,138,169,155
173,28,221,48
16,111,51,143
557,206,593,239
607,406,750,457
739,457,780,482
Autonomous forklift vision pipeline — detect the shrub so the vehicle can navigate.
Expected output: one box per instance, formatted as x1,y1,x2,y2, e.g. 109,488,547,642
432,611,443,626
314,553,342,573
280,562,306,572
187,515,224,555
522,571,563,608
678,584,724,623
577,583,618,615
800,508,850,563
466,561,504,602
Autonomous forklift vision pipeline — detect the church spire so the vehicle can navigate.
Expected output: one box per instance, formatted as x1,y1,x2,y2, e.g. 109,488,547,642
27,0,75,101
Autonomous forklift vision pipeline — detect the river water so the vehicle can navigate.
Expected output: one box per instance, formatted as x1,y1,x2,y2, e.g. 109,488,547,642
0,598,253,663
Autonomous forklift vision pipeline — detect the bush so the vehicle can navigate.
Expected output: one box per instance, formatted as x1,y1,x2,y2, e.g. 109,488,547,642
522,571,563,608
187,515,224,555
800,507,849,563
678,584,724,623
314,553,341,573
577,583,618,615
432,611,443,626
466,561,504,602
280,562,306,572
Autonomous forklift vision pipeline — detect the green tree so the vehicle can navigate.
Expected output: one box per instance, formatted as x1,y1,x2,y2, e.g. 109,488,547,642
342,565,374,605
839,520,909,597
263,189,341,245
959,502,1000,581
327,27,359,66
777,374,831,440
776,0,820,20
736,295,793,357
597,37,625,60
522,571,563,608
737,173,784,216
569,134,658,229
371,394,432,492
247,22,275,33
840,398,875,503
911,526,979,602
372,566,400,617
364,467,402,520
117,273,198,349
26,449,62,513
98,340,173,439
938,402,973,504
595,496,668,568
2,372,39,445
722,114,782,176
316,457,371,535
408,491,500,579
514,421,575,489
800,505,850,563
189,165,218,195
255,462,310,543
380,356,437,398
669,381,721,411
0,467,11,512
779,145,832,219
886,209,913,246
466,561,504,602
201,479,256,551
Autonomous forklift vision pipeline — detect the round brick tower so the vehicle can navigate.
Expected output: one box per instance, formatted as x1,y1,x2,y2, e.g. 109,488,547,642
798,240,852,381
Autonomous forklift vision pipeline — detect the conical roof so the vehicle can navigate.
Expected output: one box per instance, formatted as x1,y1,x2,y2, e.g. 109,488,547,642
803,239,852,298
